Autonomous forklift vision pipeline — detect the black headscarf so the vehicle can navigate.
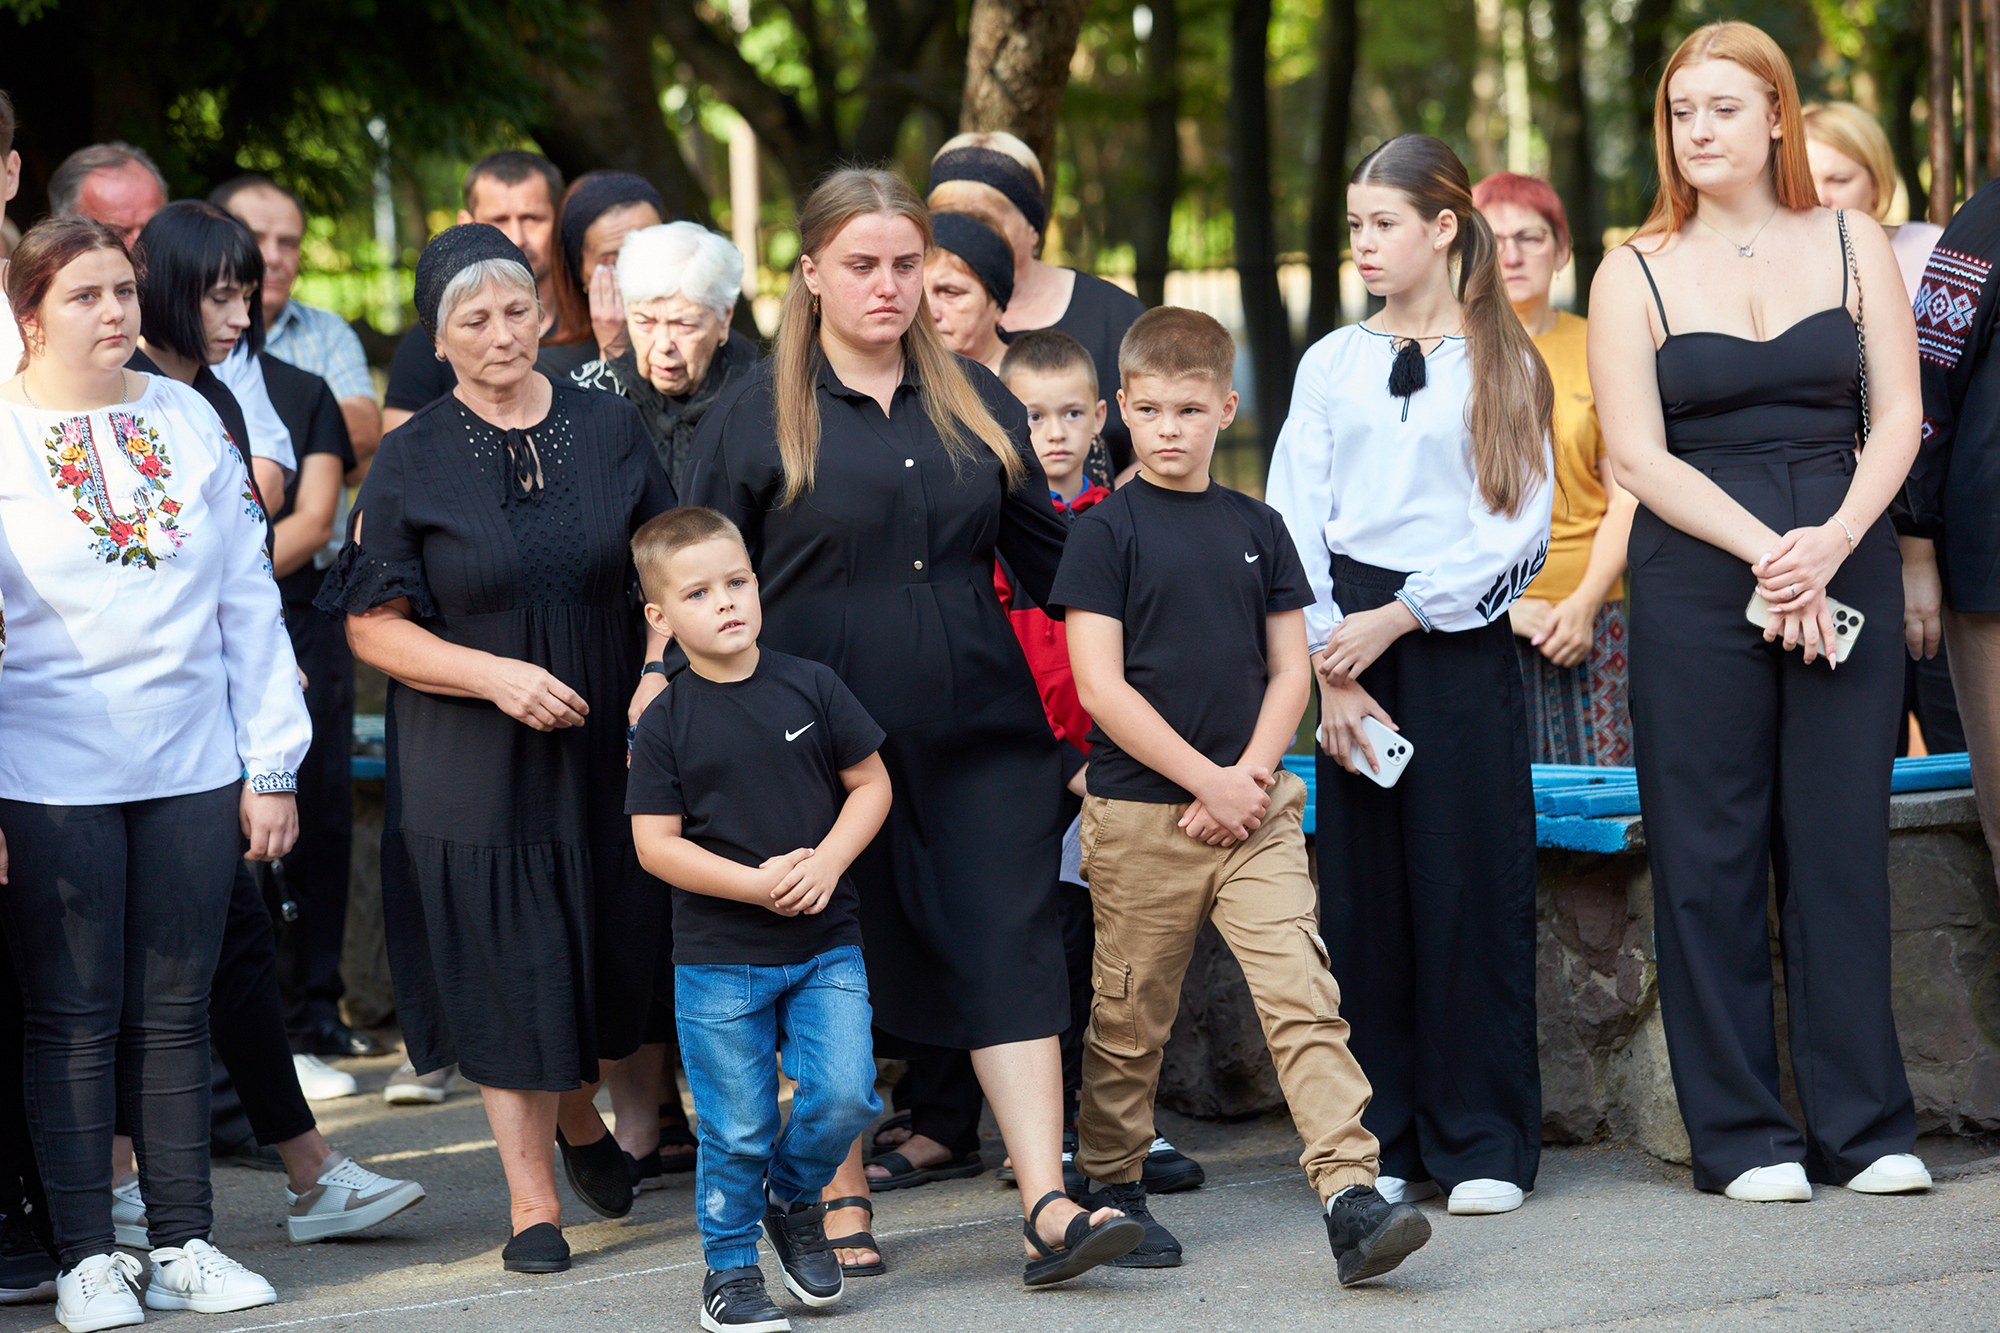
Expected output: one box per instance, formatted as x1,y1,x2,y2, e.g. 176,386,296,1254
414,223,532,339
928,146,1049,236
930,212,1014,310
559,172,666,296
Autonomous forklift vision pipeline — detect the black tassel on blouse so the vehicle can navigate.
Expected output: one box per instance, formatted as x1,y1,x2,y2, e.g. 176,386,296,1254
1388,337,1427,422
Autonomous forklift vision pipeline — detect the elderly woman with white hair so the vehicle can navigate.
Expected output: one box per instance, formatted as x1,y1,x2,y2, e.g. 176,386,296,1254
573,221,760,490
316,225,676,1274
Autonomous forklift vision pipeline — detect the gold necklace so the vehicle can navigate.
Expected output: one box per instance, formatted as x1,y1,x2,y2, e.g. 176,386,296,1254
1695,207,1780,259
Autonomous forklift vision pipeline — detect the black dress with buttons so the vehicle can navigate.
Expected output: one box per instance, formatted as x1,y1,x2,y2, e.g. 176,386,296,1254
684,356,1072,1049
317,381,677,1090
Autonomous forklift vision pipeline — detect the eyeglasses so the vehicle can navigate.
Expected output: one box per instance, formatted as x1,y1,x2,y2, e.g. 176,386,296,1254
1496,229,1553,255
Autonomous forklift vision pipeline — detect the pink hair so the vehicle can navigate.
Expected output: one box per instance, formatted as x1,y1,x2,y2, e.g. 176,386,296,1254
1470,172,1571,257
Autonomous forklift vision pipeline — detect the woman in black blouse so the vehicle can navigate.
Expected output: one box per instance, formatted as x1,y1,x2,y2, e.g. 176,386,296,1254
318,225,675,1272
684,168,1137,1284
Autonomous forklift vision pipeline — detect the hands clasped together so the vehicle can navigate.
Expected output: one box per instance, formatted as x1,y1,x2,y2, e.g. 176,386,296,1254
1752,518,1854,666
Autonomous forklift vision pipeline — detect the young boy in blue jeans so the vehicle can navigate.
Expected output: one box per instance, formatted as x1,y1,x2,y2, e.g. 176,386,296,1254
628,507,892,1333
1053,308,1431,1286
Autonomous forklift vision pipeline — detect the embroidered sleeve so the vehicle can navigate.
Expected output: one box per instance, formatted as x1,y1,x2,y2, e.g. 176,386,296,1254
1397,440,1555,633
1913,234,2000,537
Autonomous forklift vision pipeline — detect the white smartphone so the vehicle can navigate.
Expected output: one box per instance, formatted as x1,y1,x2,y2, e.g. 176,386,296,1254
1745,591,1864,665
1349,715,1414,789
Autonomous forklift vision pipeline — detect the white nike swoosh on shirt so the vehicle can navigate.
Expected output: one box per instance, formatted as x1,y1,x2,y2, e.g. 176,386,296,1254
1244,553,1260,563
785,723,816,742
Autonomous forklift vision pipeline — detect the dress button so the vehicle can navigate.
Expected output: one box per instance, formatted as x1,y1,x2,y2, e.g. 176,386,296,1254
904,458,915,467
913,560,924,570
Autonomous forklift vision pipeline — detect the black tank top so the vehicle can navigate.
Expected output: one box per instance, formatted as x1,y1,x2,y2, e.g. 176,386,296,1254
1632,225,1860,466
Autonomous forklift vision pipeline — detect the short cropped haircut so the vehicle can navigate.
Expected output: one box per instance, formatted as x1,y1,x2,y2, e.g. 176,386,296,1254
134,200,265,361
617,222,744,319
632,506,749,601
50,142,168,219
999,328,1097,398
1470,171,1571,257
1117,306,1235,393
463,150,562,214
209,173,306,225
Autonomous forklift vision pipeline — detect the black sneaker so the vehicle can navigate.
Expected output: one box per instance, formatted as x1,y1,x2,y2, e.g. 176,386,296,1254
1061,1128,1085,1198
760,1198,842,1307
1078,1178,1182,1268
292,1018,390,1059
701,1266,791,1333
1324,1184,1431,1286
0,1212,57,1305
1141,1136,1207,1193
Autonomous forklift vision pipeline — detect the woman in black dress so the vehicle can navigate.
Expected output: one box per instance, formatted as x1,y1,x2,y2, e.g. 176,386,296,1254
318,225,676,1271
1589,21,1927,1201
684,168,1137,1283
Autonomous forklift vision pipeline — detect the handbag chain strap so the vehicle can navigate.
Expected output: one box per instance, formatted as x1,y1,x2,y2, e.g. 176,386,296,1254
1838,207,1869,446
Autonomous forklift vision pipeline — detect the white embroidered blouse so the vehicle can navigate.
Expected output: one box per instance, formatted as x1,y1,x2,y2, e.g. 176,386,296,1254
1266,324,1554,647
0,373,310,803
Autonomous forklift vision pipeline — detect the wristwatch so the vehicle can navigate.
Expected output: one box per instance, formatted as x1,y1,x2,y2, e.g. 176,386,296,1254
641,661,668,678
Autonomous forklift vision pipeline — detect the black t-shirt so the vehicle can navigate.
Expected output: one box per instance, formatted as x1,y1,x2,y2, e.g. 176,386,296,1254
259,354,357,604
1049,477,1313,803
384,324,602,413
626,648,886,965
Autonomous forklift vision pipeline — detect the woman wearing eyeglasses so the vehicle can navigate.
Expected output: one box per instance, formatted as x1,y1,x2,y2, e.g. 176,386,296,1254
1474,173,1637,766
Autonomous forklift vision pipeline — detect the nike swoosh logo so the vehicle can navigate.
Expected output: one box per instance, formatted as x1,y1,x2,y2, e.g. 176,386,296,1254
1244,553,1260,563
785,722,816,742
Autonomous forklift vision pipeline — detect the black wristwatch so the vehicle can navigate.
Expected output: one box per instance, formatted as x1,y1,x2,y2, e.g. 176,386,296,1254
641,661,668,678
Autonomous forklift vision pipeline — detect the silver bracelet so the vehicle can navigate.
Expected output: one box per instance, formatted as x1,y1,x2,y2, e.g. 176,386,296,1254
1831,515,1857,552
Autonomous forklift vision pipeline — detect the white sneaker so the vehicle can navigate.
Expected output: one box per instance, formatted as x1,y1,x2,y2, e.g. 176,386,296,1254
1375,1175,1441,1204
110,1175,148,1250
382,1061,456,1105
1447,1179,1526,1214
292,1054,357,1101
54,1252,143,1332
1844,1153,1932,1194
143,1239,275,1314
287,1153,427,1243
1723,1162,1812,1202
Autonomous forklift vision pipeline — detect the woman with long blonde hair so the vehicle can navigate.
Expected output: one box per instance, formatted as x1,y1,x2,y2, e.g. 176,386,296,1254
1589,20,1928,1201
682,167,1141,1286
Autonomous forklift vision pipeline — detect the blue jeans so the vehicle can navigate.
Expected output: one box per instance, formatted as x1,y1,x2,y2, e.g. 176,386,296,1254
676,944,881,1271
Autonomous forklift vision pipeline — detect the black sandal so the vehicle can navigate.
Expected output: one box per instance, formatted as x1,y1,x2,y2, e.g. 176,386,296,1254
1022,1189,1144,1286
867,1149,985,1192
868,1111,913,1157
823,1196,886,1277
656,1122,698,1175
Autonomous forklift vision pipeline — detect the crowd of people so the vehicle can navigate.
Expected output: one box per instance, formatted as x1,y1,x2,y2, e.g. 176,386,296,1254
1,14,1993,1332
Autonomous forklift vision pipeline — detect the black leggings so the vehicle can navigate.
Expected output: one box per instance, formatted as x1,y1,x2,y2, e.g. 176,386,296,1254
0,784,239,1267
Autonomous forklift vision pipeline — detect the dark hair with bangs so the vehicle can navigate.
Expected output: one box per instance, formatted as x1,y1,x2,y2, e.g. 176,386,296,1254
134,200,266,362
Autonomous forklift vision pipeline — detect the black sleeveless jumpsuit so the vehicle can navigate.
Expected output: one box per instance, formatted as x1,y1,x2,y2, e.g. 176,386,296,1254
1629,226,1917,1189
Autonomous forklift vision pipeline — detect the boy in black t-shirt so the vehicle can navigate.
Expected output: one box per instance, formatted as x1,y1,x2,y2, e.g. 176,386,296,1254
1051,308,1431,1286
627,507,892,1332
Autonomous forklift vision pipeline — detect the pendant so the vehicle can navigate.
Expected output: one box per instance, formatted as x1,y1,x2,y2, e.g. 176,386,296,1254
1738,245,1754,258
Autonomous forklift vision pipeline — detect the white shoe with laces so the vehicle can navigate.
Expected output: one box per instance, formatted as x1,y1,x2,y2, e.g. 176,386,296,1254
1723,1162,1812,1202
54,1252,143,1332
143,1239,276,1313
109,1175,148,1250
1374,1175,1441,1205
287,1154,427,1242
292,1054,357,1101
382,1061,456,1105
1844,1154,1932,1194
1447,1179,1526,1214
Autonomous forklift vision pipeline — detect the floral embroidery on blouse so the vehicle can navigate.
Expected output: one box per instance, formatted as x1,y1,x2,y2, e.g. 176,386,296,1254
44,412,186,567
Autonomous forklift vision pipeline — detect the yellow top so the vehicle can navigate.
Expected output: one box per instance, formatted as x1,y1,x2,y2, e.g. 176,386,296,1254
1524,310,1610,605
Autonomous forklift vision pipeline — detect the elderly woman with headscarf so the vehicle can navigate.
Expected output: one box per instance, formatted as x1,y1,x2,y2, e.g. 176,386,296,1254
923,210,1013,374
573,221,760,493
540,172,668,379
316,224,676,1274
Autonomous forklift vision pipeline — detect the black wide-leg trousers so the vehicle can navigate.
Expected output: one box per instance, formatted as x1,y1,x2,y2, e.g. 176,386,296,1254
1316,557,1543,1192
276,606,355,1036
1627,451,1916,1190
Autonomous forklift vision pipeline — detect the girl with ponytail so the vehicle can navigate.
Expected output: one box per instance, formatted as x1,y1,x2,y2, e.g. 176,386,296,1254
1267,132,1553,1217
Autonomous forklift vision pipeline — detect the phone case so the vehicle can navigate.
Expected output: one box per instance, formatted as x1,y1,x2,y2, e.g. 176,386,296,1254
1350,715,1415,789
1745,592,1864,665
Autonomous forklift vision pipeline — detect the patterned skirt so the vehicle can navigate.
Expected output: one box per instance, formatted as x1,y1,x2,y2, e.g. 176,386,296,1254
1515,598,1633,767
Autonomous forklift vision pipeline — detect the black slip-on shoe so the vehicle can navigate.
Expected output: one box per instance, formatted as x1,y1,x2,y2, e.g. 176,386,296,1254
1078,1178,1182,1268
701,1266,790,1332
502,1222,570,1273
1141,1136,1207,1193
1325,1184,1431,1286
556,1128,634,1219
760,1199,842,1307
292,1019,390,1059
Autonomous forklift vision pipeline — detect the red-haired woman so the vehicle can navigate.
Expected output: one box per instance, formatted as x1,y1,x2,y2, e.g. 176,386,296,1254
1473,172,1635,765
1589,21,1928,1201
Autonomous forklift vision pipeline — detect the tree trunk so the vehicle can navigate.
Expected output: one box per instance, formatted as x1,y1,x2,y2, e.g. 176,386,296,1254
1229,0,1293,457
1305,0,1359,343
1546,0,1600,310
654,0,840,193
1628,0,1675,206
1933,0,1958,222
851,0,965,162
960,0,1090,196
1133,0,1181,309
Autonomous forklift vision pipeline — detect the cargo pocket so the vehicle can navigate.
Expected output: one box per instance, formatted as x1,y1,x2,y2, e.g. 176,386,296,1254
1299,924,1342,1020
1089,941,1139,1055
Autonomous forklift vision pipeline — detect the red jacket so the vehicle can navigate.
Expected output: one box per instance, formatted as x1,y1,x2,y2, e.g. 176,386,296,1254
995,484,1111,757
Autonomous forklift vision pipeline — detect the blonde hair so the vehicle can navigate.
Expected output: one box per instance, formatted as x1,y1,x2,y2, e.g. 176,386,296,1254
631,506,747,602
772,168,1025,507
1637,21,1817,243
932,132,1043,187
1351,135,1553,519
1803,101,1899,222
1117,307,1235,392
